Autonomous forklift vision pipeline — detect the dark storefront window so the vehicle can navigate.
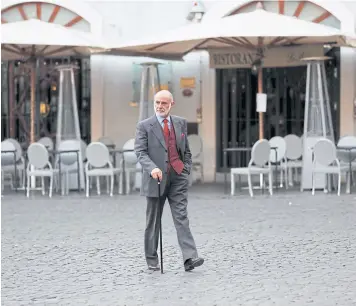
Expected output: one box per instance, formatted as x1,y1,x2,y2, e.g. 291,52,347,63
0,57,91,145
216,49,340,172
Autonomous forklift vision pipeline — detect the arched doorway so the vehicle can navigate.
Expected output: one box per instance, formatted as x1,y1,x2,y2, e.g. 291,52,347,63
1,1,94,144
214,0,341,171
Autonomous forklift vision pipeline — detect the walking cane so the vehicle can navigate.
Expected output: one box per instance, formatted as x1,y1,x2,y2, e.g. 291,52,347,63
157,178,164,274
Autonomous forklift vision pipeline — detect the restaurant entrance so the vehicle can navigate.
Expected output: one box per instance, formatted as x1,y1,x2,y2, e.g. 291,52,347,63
216,49,340,172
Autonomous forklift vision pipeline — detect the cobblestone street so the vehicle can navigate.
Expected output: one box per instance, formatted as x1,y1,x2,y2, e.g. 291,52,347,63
2,185,356,306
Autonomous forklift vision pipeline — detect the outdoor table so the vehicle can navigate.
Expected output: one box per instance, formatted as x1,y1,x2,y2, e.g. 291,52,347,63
1,149,18,192
337,145,356,193
109,149,135,195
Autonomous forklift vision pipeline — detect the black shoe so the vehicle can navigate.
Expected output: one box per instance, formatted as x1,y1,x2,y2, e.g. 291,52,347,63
184,257,204,271
148,264,160,271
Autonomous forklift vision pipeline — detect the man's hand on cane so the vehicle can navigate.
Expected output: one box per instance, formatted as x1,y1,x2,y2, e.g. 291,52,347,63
151,168,163,181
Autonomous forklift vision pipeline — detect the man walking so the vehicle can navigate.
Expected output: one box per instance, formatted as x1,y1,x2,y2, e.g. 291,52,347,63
134,90,204,272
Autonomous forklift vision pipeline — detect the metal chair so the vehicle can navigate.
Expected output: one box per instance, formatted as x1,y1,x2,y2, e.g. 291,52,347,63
231,139,273,197
337,135,356,191
85,142,122,197
312,138,349,196
26,143,58,198
269,136,288,188
119,138,141,194
3,138,26,189
283,134,303,187
1,140,17,191
337,136,356,169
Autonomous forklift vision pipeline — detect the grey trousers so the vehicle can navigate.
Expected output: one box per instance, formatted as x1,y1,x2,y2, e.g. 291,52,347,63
144,168,198,266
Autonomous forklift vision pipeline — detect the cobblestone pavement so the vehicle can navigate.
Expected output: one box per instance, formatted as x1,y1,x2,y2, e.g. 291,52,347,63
2,184,356,306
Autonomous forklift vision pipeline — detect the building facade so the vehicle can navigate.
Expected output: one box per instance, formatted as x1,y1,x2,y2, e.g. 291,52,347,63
1,0,356,182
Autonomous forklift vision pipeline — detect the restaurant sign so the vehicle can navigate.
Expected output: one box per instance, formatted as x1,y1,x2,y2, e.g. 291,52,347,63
209,45,324,69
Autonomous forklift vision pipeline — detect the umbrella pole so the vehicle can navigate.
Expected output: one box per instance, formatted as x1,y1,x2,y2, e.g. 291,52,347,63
30,61,36,143
258,67,264,139
30,61,37,189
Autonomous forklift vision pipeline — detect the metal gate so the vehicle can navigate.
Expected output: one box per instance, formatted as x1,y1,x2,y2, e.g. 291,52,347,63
0,57,91,145
216,49,340,172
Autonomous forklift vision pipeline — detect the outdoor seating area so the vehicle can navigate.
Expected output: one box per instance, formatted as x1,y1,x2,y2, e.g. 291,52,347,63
1,132,205,197
226,134,356,197
3,132,355,199
0,136,141,197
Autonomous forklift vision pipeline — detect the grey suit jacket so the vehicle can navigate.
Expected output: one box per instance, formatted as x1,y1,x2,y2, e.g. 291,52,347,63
134,115,192,197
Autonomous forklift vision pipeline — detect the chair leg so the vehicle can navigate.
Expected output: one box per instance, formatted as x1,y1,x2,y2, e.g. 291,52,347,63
126,172,131,194
247,174,253,197
106,176,110,194
19,170,24,189
96,176,100,195
116,173,120,194
230,173,235,196
110,174,114,197
61,175,65,196
312,171,315,195
345,172,351,194
49,175,53,198
287,167,291,187
269,171,273,196
56,174,60,192
23,170,26,189
323,174,328,194
26,175,30,197
41,177,45,195
279,168,283,188
337,172,341,196
119,172,124,195
66,172,69,195
300,174,303,192
86,175,90,198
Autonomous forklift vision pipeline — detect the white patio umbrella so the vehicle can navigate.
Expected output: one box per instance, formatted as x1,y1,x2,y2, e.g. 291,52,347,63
105,5,356,139
1,19,105,60
1,19,106,143
105,5,356,58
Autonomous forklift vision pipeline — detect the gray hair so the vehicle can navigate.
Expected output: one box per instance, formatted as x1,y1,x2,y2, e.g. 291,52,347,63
154,90,173,102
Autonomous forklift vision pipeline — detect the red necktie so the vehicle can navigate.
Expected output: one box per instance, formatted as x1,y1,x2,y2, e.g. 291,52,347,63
163,119,169,138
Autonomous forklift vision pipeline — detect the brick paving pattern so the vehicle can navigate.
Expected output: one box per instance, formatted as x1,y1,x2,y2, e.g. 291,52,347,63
2,185,356,306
